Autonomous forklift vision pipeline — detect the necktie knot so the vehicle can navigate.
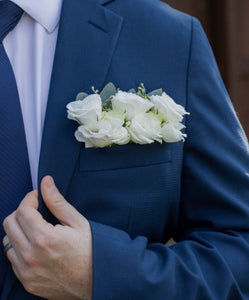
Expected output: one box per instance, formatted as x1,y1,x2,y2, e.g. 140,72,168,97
0,0,23,42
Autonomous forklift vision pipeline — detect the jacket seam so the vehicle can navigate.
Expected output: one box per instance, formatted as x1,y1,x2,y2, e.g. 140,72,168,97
174,16,194,240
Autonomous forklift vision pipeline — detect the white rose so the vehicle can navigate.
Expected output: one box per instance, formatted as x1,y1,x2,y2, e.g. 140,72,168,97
112,91,154,120
75,118,130,148
150,92,189,123
162,122,187,143
128,113,162,144
67,94,102,126
111,126,130,145
100,111,130,144
75,121,113,148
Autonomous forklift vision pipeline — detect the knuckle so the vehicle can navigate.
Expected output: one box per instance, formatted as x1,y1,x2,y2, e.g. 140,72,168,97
33,233,49,251
26,191,35,198
53,195,65,209
22,191,37,205
22,252,36,267
15,206,25,220
9,233,19,245
3,216,9,230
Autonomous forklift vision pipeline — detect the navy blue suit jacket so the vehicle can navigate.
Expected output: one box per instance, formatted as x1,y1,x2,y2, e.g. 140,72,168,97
2,0,249,299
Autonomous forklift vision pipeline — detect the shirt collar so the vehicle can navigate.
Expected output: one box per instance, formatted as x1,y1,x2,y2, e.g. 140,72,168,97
10,0,63,33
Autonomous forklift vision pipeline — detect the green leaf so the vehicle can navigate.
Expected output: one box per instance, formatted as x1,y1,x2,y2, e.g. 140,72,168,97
76,92,88,101
128,88,136,94
148,88,163,97
100,82,117,103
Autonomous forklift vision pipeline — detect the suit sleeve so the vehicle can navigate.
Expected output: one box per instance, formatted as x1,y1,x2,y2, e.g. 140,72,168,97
89,17,249,300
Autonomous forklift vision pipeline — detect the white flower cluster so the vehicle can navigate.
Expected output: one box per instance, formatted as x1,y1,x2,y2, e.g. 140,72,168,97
67,88,189,148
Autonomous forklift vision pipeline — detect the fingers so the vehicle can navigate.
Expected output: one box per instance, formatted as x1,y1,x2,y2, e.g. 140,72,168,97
3,211,30,251
3,213,32,281
3,190,52,261
41,176,84,228
15,191,52,241
2,190,52,290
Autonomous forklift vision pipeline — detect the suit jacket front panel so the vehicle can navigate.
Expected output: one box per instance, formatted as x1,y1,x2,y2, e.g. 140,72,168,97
64,0,191,244
36,0,190,244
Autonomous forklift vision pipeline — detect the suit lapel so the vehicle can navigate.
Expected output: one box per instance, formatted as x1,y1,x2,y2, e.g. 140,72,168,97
38,0,123,200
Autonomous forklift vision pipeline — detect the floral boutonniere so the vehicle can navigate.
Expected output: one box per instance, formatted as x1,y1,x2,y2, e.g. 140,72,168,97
66,83,189,148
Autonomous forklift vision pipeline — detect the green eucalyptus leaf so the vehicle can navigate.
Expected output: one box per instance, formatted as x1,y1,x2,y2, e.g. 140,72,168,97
76,92,88,101
128,88,136,94
100,82,117,103
148,88,163,97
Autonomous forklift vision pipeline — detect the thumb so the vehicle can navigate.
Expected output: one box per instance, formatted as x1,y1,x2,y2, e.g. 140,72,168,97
41,176,83,228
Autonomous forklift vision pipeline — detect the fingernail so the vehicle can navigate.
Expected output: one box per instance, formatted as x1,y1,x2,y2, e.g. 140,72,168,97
47,176,54,188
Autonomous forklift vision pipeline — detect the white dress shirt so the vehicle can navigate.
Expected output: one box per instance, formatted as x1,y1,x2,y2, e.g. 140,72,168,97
3,0,63,189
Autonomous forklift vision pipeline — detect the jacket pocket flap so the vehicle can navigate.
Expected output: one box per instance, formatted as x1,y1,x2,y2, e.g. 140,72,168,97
80,143,172,172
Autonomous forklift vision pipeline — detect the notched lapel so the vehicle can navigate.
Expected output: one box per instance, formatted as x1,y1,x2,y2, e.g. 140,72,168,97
38,0,123,207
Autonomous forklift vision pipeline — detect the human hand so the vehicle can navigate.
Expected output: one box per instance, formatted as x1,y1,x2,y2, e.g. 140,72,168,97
3,176,92,300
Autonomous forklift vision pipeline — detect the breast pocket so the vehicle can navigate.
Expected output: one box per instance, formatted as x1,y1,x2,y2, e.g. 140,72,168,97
79,143,172,171
67,142,173,234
